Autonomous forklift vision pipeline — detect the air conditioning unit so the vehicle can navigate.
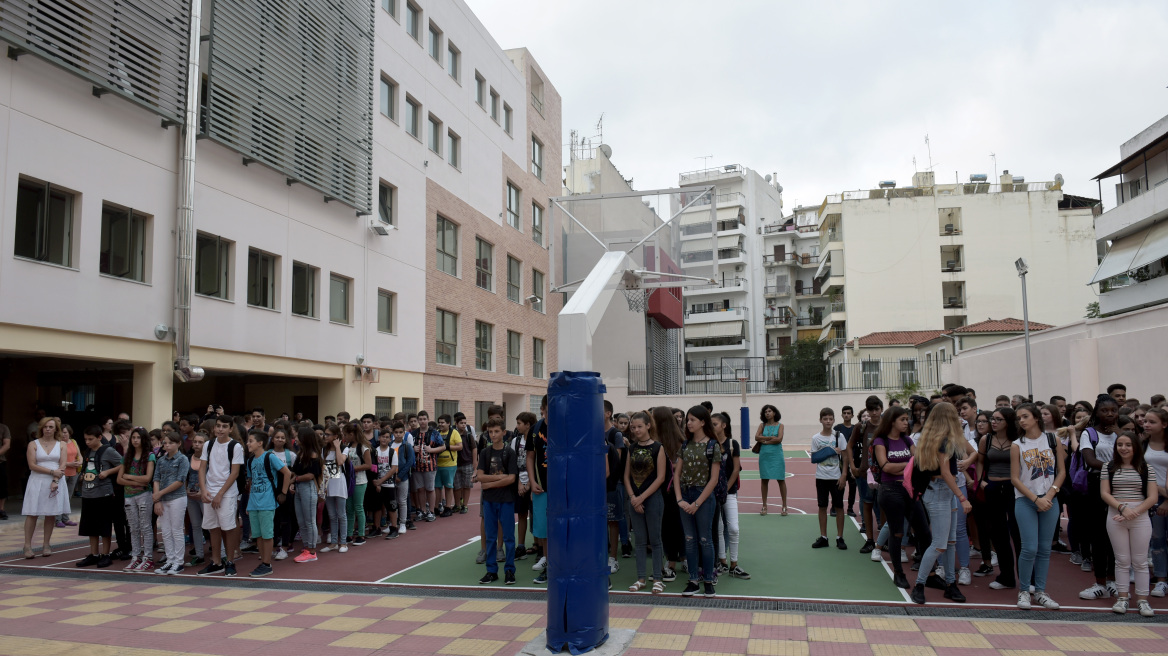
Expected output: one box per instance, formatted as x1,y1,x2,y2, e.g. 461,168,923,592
735,265,743,271
370,220,391,236
944,224,954,234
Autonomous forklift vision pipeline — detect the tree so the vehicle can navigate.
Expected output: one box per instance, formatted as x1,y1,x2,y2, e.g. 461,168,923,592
1085,301,1100,319
775,338,828,392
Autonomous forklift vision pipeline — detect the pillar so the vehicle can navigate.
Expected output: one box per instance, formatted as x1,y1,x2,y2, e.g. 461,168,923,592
133,361,174,429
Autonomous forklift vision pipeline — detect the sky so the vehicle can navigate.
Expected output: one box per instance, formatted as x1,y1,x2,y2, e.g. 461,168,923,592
465,0,1168,213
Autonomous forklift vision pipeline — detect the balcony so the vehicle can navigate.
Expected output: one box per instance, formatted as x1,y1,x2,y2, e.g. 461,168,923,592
1095,179,1168,241
943,297,965,309
764,315,792,328
794,286,823,298
766,345,789,361
679,164,745,185
681,247,745,267
680,217,745,238
796,314,825,328
685,277,748,296
684,305,750,322
685,339,750,354
764,284,791,298
824,337,846,352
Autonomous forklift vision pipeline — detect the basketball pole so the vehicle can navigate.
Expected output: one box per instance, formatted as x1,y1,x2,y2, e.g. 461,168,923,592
739,377,751,450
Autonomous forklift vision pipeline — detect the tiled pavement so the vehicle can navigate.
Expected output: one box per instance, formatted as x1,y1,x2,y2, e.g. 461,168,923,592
2,574,1168,656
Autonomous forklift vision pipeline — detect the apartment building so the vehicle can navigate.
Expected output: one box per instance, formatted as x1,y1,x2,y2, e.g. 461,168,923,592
1090,112,1168,316
0,0,557,433
759,204,828,378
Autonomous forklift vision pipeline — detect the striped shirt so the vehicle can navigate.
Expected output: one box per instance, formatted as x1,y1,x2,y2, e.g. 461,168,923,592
1101,463,1156,502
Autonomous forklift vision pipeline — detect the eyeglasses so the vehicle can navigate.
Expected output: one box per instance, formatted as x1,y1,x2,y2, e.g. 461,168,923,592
990,417,1005,423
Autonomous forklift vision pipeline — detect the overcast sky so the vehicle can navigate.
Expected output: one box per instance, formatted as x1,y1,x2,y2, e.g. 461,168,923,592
466,0,1167,212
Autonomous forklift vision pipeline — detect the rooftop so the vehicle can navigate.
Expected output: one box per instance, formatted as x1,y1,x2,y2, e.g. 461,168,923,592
843,318,1053,348
950,317,1054,333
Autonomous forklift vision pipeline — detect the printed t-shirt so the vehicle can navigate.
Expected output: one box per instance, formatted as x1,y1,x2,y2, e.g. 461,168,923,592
375,446,399,488
875,435,913,485
811,431,847,480
343,446,368,485
628,440,662,497
81,446,122,498
247,451,285,511
478,445,518,504
324,450,348,498
122,452,156,497
678,438,722,489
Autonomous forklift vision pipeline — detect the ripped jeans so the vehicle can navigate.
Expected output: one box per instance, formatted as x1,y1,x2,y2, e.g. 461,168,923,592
678,486,716,583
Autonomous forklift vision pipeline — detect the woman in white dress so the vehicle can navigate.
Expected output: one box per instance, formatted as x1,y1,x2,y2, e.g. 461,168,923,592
23,416,69,558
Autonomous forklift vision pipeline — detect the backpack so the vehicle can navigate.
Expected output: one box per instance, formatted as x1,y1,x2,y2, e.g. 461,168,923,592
343,451,357,497
683,439,727,505
1069,427,1099,493
205,438,246,495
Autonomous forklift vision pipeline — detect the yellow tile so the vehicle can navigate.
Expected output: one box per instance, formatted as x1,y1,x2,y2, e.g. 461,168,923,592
694,622,750,639
412,622,475,638
65,591,116,602
862,617,920,632
752,613,806,626
138,595,197,607
973,621,1038,636
137,585,193,595
0,606,50,619
141,606,197,619
807,628,866,644
8,578,55,586
62,602,127,613
517,628,542,642
454,600,510,612
223,611,287,625
683,652,744,656
611,618,643,630
283,592,340,604
311,616,377,632
329,633,400,649
71,581,121,591
747,640,810,656
1092,625,1160,639
144,619,212,633
208,588,264,600
388,607,445,622
482,612,541,627
231,626,303,641
872,647,936,656
632,633,690,651
295,603,358,617
1047,637,1120,653
647,607,701,622
216,599,273,612
0,595,52,606
58,613,124,626
365,595,421,608
2,585,59,595
925,632,993,649
439,638,508,656
998,651,1065,656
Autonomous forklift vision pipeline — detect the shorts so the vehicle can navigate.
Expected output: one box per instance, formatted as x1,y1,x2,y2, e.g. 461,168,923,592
202,494,239,530
606,489,623,523
79,496,118,537
378,486,398,513
435,466,456,490
248,509,275,539
454,464,474,489
815,478,844,510
516,488,531,515
531,491,548,539
411,470,436,492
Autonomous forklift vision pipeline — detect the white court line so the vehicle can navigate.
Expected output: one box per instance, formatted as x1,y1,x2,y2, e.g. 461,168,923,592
380,535,479,581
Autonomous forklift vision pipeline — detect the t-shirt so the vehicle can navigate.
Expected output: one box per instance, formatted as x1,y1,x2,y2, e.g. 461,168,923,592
122,452,156,497
1080,430,1118,469
324,451,348,498
511,434,528,486
478,444,518,504
628,440,662,497
874,435,913,485
1144,444,1168,489
834,423,854,443
291,456,322,490
64,439,82,476
343,446,368,485
527,419,549,491
605,427,626,493
186,457,203,497
375,445,399,488
717,438,741,494
1014,435,1057,500
456,426,476,466
678,439,722,489
200,438,244,497
811,431,847,480
412,429,444,472
246,451,285,511
435,429,460,468
81,445,122,498
270,449,297,472
1101,462,1156,503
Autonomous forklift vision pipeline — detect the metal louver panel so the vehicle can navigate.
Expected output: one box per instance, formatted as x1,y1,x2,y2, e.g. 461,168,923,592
205,0,374,214
0,0,190,124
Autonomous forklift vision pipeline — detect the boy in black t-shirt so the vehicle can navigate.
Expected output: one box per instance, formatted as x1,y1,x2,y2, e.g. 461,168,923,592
527,395,549,582
477,418,517,585
603,400,625,575
834,405,856,517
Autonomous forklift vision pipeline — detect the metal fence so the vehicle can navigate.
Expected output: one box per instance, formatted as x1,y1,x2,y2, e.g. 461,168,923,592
828,357,950,392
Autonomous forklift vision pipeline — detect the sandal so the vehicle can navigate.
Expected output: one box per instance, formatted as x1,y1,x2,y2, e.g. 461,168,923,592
652,581,666,594
24,547,34,559
628,580,648,592
41,546,52,558
760,507,768,516
781,506,789,516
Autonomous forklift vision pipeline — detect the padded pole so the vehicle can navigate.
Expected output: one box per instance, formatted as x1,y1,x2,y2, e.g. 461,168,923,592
740,405,750,450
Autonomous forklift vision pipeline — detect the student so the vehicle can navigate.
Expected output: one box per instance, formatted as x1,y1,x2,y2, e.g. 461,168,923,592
198,416,244,577
835,406,857,517
453,412,475,514
848,396,883,553
244,430,292,577
1100,431,1155,616
185,432,208,566
755,405,787,516
320,425,350,553
873,406,930,589
290,428,323,562
652,405,685,582
512,412,536,558
1079,395,1120,600
625,411,667,593
978,407,1023,591
603,401,626,575
810,408,848,550
411,414,442,521
435,414,461,517
1143,408,1168,598
342,423,372,545
1108,383,1127,405
1009,403,1064,610
151,432,190,575
477,418,518,585
711,412,748,579
372,427,400,539
910,403,970,605
610,407,633,560
76,426,122,568
268,427,297,560
527,397,550,583
391,422,414,534
675,405,722,598
56,424,82,528
117,428,156,572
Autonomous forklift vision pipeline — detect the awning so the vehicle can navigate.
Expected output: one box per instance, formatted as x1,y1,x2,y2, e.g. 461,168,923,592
679,207,742,226
717,234,741,249
684,321,745,340
819,323,834,343
681,239,710,253
815,251,831,278
1130,220,1168,271
1093,132,1168,180
1089,220,1168,284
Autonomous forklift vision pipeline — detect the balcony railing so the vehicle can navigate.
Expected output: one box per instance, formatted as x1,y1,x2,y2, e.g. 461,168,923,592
531,93,544,117
681,247,744,264
830,299,845,312
685,305,749,318
767,346,789,358
825,337,846,351
763,252,815,266
679,164,744,184
796,315,824,326
681,218,744,236
684,191,746,208
686,277,748,292
764,284,792,296
794,288,822,297
764,315,791,327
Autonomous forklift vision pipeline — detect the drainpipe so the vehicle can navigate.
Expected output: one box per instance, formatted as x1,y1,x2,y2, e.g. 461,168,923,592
173,0,205,383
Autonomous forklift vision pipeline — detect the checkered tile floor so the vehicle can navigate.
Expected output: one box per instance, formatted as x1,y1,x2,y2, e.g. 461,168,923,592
1,573,1167,656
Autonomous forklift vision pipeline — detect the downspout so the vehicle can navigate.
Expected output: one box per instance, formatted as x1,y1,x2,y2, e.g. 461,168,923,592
173,0,205,383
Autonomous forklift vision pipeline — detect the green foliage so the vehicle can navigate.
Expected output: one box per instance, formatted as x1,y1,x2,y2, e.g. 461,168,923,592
1085,301,1100,319
773,338,828,392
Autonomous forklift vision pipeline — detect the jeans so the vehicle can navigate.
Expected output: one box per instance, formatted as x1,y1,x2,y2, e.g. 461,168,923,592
916,480,957,586
629,491,664,580
1151,503,1167,579
877,483,930,576
293,480,319,550
1107,507,1152,596
715,493,741,563
1015,495,1058,593
124,493,152,560
347,483,367,539
159,496,186,567
325,495,347,546
186,497,205,558
483,501,515,574
954,484,970,568
616,486,630,547
985,480,1020,587
679,486,716,582
395,481,410,528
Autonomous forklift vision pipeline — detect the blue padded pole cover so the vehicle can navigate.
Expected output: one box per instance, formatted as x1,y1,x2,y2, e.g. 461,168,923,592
546,370,609,654
740,406,751,450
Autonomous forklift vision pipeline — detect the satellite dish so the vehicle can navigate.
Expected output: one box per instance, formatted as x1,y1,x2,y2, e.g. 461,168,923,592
598,144,612,158
764,174,772,183
1054,173,1064,187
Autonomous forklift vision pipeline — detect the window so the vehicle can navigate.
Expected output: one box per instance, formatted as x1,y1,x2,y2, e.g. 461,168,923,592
489,88,499,121
503,104,512,135
447,130,460,169
247,249,276,309
532,270,544,313
375,397,395,417
195,233,230,299
475,321,493,371
475,238,492,290
507,256,521,303
531,202,543,245
533,338,545,379
405,2,420,41
475,401,495,426
447,42,459,81
377,289,395,333
531,136,543,180
329,274,350,324
861,360,881,390
403,398,419,415
378,181,395,225
14,178,74,266
382,0,396,18
99,204,147,282
291,261,317,317
435,399,459,418
436,309,458,365
506,182,520,229
379,75,395,120
428,23,441,61
475,72,485,107
436,216,458,276
898,359,918,386
507,330,521,375
427,115,442,155
405,96,420,138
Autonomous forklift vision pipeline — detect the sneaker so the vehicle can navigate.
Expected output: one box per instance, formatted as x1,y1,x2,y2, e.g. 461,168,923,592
153,562,172,575
352,536,366,546
407,521,417,531
97,554,112,568
934,565,944,578
859,540,875,554
990,551,998,567
973,563,994,577
715,562,729,575
533,571,547,584
339,545,349,553
274,548,288,561
871,548,884,562
1050,541,1070,553
223,561,237,577
1112,597,1129,614
1080,583,1110,599
399,524,407,534
1152,581,1168,598
425,512,436,522
293,550,317,563
703,582,715,598
893,572,909,589
240,541,259,554
970,548,981,559
167,564,184,576
380,526,392,535
943,582,966,603
1033,591,1059,609
988,581,1013,590
910,584,926,605
729,566,751,579
1069,551,1083,566
504,571,516,585
439,508,453,518
682,581,700,597
319,544,334,553
135,559,153,572
924,574,947,590
1017,591,1032,610
621,542,633,559
459,505,468,514
532,556,547,571
55,520,66,529
1081,557,1093,572
76,554,100,568
836,537,847,550
1138,599,1154,617
479,572,499,584
678,561,688,573
250,563,273,577
197,562,225,576
608,556,619,574
812,536,829,549
386,528,400,540
123,558,141,571
958,567,971,586
1106,580,1118,597
188,556,204,567
515,545,528,560
662,567,677,582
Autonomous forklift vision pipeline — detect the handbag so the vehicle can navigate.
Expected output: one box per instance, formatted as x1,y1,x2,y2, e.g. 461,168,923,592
751,440,762,454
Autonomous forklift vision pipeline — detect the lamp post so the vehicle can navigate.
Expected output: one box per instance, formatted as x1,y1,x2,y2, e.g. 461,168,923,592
1015,258,1033,401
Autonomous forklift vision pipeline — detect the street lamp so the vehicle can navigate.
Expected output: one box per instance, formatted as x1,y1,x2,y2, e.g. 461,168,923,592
1015,258,1033,401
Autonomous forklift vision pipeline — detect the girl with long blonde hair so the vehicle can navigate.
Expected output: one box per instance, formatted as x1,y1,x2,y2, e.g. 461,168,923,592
909,403,971,605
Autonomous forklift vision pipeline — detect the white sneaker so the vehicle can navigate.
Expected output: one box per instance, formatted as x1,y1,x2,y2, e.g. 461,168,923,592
319,544,335,553
900,549,908,563
1112,597,1129,614
274,548,288,561
958,567,971,586
532,556,547,571
1080,583,1110,599
1033,591,1060,610
398,524,407,535
969,548,981,559
989,581,1011,590
1105,580,1118,597
1138,599,1154,617
871,548,884,562
608,556,619,574
1017,591,1031,609
934,565,944,577
339,544,349,553
1152,581,1168,598
1029,585,1035,593
991,551,998,567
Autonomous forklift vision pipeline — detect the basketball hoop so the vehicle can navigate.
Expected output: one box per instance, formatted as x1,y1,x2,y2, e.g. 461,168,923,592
620,287,653,313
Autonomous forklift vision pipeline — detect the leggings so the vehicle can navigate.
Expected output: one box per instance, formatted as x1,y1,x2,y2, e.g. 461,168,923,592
347,483,367,539
715,493,741,563
629,491,664,580
876,483,930,576
159,496,187,566
1106,508,1152,596
293,480,319,550
186,496,206,558
985,480,1020,587
1087,475,1115,580
124,493,152,559
326,495,347,545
